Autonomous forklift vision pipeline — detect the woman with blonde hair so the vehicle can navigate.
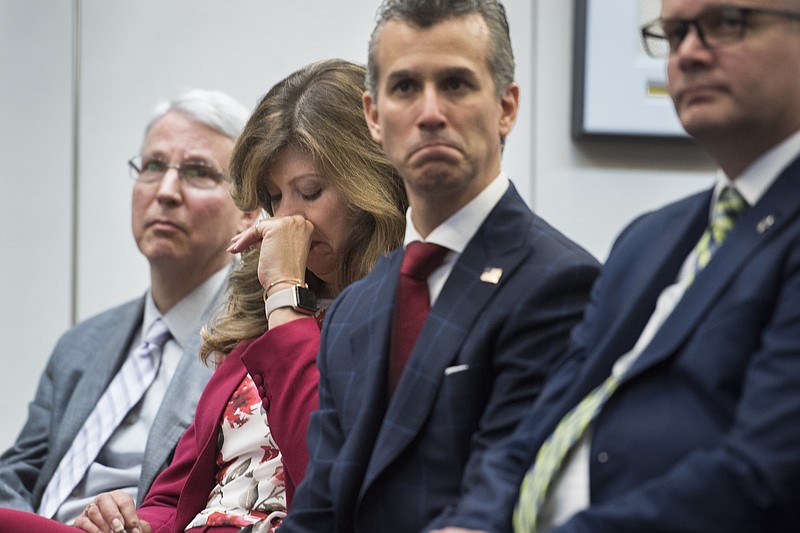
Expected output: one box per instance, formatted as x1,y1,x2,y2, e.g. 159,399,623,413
1,58,406,533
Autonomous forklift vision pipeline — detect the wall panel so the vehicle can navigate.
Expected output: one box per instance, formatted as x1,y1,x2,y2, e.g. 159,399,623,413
0,1,74,450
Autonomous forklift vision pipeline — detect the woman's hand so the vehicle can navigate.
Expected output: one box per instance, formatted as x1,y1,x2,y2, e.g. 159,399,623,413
72,490,151,533
254,216,314,294
229,216,316,325
229,216,314,293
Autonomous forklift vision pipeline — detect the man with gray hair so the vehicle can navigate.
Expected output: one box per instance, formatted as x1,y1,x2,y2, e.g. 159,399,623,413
282,1,599,531
0,89,258,524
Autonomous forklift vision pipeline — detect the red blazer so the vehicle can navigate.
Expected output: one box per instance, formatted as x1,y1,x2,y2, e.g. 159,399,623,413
138,318,321,533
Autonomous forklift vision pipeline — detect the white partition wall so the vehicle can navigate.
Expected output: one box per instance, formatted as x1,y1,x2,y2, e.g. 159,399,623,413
1,0,715,451
0,1,74,450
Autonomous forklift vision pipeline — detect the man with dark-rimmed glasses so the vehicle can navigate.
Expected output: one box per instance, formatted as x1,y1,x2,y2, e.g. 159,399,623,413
432,1,800,532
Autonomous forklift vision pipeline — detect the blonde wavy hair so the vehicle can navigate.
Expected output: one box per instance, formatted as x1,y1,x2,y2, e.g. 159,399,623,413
200,59,407,362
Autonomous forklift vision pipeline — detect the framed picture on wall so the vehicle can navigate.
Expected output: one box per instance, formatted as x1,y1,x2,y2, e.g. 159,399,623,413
572,0,688,138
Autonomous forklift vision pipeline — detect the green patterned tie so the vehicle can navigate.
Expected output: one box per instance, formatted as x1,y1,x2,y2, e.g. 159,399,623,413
513,186,747,533
690,186,748,282
513,373,620,532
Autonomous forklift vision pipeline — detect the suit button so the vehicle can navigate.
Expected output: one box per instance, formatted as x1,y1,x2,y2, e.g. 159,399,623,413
597,451,609,463
262,395,270,411
252,374,263,385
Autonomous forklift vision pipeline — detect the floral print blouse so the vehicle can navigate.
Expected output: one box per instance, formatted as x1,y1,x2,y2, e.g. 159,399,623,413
186,373,286,532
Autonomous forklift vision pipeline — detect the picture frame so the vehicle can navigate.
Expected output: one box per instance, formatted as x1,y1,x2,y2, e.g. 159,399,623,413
572,0,688,138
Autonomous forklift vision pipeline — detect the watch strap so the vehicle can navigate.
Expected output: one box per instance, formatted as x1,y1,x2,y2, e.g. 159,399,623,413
265,285,316,317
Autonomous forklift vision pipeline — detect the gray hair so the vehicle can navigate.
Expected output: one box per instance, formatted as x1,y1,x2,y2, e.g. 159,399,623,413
366,0,515,99
144,89,251,143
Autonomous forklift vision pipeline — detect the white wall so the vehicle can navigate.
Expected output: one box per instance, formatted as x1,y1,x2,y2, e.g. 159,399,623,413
1,0,716,451
531,0,716,260
0,0,74,450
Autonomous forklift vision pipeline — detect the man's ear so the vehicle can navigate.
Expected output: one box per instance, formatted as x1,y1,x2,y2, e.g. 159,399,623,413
363,91,383,145
498,82,520,138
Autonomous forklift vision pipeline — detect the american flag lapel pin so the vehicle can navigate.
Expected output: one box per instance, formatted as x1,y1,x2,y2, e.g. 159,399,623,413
480,267,503,284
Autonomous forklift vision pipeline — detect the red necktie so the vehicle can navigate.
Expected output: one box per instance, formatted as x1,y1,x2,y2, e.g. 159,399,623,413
388,242,449,396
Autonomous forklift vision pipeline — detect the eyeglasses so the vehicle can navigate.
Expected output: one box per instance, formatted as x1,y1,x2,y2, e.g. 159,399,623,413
641,4,800,58
128,156,226,190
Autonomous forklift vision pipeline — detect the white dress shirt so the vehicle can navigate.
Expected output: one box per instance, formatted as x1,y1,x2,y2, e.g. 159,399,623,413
403,172,509,304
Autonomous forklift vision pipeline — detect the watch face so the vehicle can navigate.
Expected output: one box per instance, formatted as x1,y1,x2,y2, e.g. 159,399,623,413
295,286,317,313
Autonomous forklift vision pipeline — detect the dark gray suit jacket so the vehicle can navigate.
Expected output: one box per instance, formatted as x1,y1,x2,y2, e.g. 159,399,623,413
0,285,221,512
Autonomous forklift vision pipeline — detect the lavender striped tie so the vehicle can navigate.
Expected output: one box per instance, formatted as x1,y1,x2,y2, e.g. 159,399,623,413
38,318,170,518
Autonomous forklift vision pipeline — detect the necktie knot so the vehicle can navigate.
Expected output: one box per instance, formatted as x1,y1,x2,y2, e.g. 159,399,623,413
143,318,171,353
693,186,748,277
401,242,449,280
711,186,747,234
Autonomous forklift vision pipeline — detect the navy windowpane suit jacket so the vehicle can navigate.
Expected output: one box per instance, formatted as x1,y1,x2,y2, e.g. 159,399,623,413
282,183,600,532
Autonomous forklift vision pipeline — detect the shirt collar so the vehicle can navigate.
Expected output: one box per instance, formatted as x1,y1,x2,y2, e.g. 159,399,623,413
714,128,800,210
403,171,509,253
142,265,228,349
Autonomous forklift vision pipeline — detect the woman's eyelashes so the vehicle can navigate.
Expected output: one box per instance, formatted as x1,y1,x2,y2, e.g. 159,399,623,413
269,186,324,213
301,187,323,201
269,192,282,213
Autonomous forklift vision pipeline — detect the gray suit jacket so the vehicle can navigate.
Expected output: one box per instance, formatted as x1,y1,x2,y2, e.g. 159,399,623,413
0,287,220,512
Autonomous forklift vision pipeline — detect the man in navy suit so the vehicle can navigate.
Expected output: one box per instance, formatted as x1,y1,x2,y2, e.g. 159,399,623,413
433,1,800,532
281,1,599,532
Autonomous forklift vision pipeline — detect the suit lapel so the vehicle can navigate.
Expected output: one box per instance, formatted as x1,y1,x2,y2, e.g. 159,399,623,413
539,192,711,429
173,348,249,527
626,164,800,380
337,250,402,468
345,248,402,404
362,186,534,492
139,282,224,496
586,193,710,385
50,299,144,468
137,341,212,495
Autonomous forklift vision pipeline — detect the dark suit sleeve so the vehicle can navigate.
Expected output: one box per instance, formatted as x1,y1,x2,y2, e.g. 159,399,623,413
431,350,587,533
0,322,98,513
0,363,57,512
429,259,599,532
279,300,349,533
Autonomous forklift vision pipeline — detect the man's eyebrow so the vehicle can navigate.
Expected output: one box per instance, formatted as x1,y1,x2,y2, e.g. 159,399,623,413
438,66,478,79
385,66,478,82
385,69,416,82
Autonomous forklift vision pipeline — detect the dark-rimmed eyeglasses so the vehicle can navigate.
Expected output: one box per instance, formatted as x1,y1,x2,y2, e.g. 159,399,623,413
128,156,226,190
641,4,800,58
